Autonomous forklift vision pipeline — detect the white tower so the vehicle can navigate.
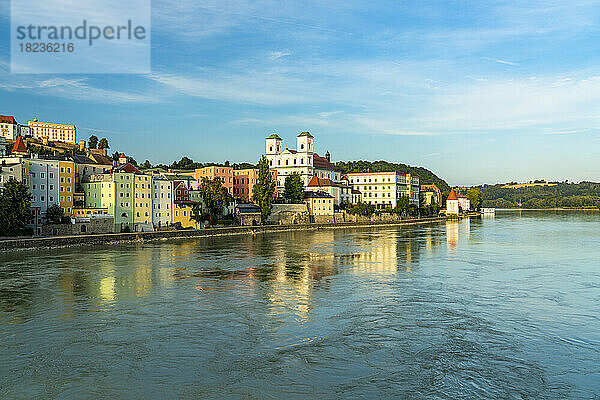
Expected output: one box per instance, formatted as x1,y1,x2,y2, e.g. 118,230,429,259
265,133,282,155
296,131,314,154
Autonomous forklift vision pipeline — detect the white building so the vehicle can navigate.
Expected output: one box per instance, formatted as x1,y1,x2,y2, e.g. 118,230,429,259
305,176,352,206
265,132,341,191
345,172,420,209
446,189,460,215
152,175,173,228
1,115,27,140
457,193,471,212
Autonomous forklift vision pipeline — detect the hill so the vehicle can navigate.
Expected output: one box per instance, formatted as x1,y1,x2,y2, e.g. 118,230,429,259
475,181,600,209
334,160,450,191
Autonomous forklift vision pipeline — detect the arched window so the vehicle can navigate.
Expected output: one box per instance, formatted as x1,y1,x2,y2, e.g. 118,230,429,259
301,144,304,150
269,146,273,152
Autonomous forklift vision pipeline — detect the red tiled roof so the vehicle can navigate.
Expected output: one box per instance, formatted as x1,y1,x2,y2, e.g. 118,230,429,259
313,153,335,171
12,137,27,153
114,163,140,174
447,189,458,201
0,115,17,124
307,176,336,187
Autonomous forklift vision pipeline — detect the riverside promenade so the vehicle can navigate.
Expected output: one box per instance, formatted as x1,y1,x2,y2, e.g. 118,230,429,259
0,216,462,252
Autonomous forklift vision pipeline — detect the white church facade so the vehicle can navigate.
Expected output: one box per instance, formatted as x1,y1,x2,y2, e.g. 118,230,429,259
265,132,341,190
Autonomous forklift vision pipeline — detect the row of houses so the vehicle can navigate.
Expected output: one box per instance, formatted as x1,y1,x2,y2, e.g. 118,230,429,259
1,115,448,232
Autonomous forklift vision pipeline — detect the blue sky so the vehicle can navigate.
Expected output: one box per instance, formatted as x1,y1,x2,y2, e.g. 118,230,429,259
1,0,600,186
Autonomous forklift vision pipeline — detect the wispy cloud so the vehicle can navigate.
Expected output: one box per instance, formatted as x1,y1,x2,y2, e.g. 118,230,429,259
0,76,157,103
484,57,519,66
543,128,590,135
269,51,292,60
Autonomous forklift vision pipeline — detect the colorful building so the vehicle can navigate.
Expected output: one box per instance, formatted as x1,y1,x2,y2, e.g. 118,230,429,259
152,175,173,228
173,201,201,229
305,176,351,206
421,184,442,206
304,191,334,220
134,173,153,231
193,166,233,195
233,168,277,202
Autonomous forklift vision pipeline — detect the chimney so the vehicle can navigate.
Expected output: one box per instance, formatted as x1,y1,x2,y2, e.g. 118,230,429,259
78,140,86,151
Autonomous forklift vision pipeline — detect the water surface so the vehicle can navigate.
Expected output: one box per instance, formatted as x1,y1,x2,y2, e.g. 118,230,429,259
1,211,599,398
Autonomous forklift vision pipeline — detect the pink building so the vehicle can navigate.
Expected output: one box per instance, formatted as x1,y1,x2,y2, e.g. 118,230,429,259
233,168,277,203
194,166,234,195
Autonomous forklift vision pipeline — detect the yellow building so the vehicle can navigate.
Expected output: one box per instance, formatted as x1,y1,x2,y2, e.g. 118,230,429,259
58,161,75,216
304,191,334,220
346,172,420,209
29,120,77,144
134,174,153,228
173,201,201,229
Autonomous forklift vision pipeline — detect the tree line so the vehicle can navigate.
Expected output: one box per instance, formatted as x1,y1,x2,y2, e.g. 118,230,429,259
473,182,600,209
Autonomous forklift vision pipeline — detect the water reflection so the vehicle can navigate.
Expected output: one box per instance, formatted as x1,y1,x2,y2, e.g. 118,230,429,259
4,214,599,398
0,222,462,324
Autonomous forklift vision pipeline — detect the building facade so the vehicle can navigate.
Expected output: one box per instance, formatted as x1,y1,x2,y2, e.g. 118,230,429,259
152,175,173,228
134,174,153,231
28,120,77,144
346,172,420,209
446,189,459,215
194,166,233,195
1,115,21,140
233,168,277,202
304,191,334,220
264,132,341,191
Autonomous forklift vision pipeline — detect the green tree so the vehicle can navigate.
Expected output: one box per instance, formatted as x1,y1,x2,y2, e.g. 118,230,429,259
348,202,375,216
0,179,32,234
252,155,276,222
46,204,64,224
466,188,484,210
394,195,410,213
199,177,232,226
88,135,98,149
98,137,110,150
140,160,152,169
283,173,304,203
189,203,203,228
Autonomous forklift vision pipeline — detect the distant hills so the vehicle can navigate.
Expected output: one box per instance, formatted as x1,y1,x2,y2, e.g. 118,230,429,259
334,160,450,192
473,181,600,209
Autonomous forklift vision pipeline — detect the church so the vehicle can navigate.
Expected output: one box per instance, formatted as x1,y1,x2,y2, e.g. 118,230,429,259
265,131,341,191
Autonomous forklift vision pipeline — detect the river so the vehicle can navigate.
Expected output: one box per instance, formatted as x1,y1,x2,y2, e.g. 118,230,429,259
1,210,599,398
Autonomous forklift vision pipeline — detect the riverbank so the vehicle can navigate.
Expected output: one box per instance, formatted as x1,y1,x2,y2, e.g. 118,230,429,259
0,216,457,252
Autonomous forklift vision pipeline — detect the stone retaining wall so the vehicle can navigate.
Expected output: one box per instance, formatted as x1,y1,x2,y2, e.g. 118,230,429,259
0,216,450,252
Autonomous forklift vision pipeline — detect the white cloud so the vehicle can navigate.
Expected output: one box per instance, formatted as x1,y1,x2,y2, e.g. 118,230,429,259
269,51,292,60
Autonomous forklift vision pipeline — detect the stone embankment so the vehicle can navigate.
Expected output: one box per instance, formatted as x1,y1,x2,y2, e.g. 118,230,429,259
0,216,460,252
